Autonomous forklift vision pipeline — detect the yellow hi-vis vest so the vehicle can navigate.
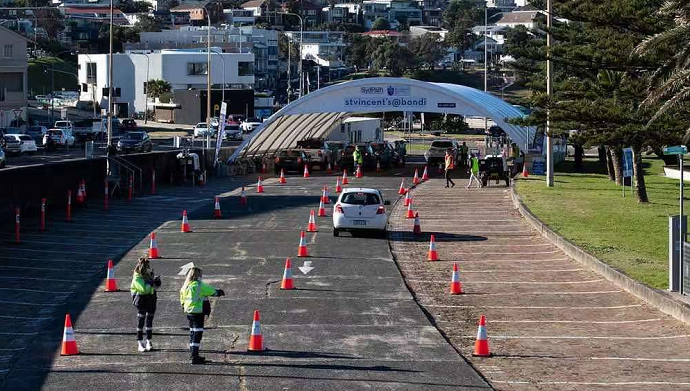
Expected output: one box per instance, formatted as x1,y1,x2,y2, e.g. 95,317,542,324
179,281,217,314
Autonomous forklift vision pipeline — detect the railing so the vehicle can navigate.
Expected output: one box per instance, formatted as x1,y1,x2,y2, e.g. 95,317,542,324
108,155,143,195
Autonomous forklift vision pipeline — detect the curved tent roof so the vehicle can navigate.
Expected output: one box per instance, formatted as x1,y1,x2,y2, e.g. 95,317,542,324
229,77,533,161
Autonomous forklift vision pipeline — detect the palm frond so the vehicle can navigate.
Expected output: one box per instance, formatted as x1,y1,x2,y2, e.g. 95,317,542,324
644,68,690,106
647,85,690,124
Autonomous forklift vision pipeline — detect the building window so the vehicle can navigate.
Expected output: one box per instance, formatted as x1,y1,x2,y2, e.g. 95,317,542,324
0,73,23,96
238,61,253,76
3,45,13,58
187,62,208,76
86,62,97,84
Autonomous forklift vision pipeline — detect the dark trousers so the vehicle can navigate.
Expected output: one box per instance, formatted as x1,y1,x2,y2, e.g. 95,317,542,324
136,310,154,341
187,313,205,358
445,169,455,187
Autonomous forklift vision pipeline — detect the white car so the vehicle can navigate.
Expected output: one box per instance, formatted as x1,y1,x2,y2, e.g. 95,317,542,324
5,134,38,155
54,120,74,133
193,122,211,137
241,118,262,133
44,128,76,148
333,188,390,237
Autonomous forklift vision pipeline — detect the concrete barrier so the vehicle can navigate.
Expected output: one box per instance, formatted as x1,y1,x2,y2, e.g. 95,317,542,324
511,180,690,325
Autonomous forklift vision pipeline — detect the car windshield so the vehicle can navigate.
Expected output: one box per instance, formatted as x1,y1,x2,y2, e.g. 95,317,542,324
55,122,70,127
342,192,380,206
48,130,61,136
296,139,324,149
19,135,33,141
124,133,144,140
431,141,453,148
196,123,207,128
246,118,260,123
123,120,135,125
226,124,240,130
4,136,16,142
279,151,303,157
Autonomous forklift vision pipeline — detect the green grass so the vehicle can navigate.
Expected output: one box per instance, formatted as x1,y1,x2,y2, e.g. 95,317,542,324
515,157,683,289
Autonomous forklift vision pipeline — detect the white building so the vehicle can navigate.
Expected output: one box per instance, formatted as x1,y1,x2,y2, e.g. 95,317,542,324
486,0,516,11
409,25,448,40
495,7,542,29
77,49,254,117
285,31,346,68
471,25,508,45
327,117,382,144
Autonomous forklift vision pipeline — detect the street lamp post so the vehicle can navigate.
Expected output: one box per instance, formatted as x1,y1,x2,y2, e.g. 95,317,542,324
203,4,213,152
278,12,303,98
545,0,554,187
131,52,151,124
483,4,488,139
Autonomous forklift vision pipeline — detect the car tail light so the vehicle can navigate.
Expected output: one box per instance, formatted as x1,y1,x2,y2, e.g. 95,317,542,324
318,150,322,156
335,204,344,214
275,157,280,164
376,206,386,214
297,157,303,163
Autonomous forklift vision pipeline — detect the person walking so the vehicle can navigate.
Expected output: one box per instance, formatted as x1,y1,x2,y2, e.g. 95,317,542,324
352,146,363,172
466,153,481,189
460,142,468,168
444,149,455,188
130,257,161,352
179,267,224,364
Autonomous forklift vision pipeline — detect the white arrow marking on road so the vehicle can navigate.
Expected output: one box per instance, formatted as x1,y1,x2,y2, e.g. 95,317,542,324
298,261,314,275
178,262,196,276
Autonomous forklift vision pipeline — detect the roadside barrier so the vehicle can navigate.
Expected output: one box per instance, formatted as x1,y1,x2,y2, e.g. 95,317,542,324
304,165,310,178
422,166,429,181
240,187,247,204
413,168,420,185
404,190,411,207
356,165,363,178
81,179,87,201
327,162,332,174
413,213,421,235
76,184,84,205
376,161,381,172
318,199,327,217
151,170,157,195
297,231,309,257
61,314,79,356
342,170,349,185
14,208,20,244
105,260,119,292
279,169,287,184
321,188,329,204
398,179,406,195
281,258,294,290
450,263,463,295
257,177,264,193
473,315,490,357
307,210,317,232
148,232,160,259
181,210,191,233
406,198,415,219
104,179,109,211
66,190,72,222
323,187,331,204
336,177,342,193
522,164,529,178
248,310,264,351
427,234,438,261
128,175,133,202
213,197,222,219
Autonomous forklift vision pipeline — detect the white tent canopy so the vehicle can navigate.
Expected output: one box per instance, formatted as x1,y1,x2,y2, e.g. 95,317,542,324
229,77,533,161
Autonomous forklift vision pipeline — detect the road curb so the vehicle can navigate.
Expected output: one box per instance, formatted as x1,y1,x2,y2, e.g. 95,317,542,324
510,179,690,325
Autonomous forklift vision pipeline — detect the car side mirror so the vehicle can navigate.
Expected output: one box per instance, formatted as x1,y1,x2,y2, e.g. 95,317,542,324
384,200,391,206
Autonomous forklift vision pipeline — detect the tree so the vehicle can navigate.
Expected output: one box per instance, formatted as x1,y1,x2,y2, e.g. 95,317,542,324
134,15,162,33
118,0,152,13
371,17,391,31
147,79,172,102
346,34,375,70
410,33,445,70
442,0,483,53
372,39,414,76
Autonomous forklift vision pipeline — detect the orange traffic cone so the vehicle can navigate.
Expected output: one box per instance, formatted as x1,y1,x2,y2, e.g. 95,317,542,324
318,199,327,217
61,314,79,355
214,196,222,219
105,260,119,292
356,165,363,178
76,185,84,205
522,163,529,178
413,168,420,185
181,210,191,233
413,213,421,235
437,163,443,173
406,198,415,218
280,258,294,290
248,310,264,351
297,231,309,257
279,169,287,184
336,177,342,193
450,263,463,295
422,166,429,181
257,177,264,193
240,187,247,205
261,161,266,174
307,210,317,232
323,187,331,204
427,234,439,261
376,161,381,172
303,164,310,178
327,162,332,174
403,190,411,207
81,180,87,201
321,188,329,204
148,232,160,259
473,315,490,357
398,179,406,195
342,170,349,185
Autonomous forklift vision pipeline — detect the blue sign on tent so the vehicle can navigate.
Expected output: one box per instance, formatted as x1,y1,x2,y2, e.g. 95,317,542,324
622,148,633,178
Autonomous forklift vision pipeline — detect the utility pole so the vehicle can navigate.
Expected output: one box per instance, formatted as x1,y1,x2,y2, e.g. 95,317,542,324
206,7,212,151
546,0,554,187
107,0,114,154
483,4,488,137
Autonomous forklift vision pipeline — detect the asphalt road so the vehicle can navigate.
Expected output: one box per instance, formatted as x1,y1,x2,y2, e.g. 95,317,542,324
0,171,489,390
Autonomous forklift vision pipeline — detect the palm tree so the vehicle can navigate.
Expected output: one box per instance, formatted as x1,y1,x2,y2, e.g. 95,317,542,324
146,79,172,102
636,1,690,130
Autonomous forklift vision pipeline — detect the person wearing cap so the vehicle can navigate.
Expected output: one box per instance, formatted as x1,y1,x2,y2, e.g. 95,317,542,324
444,149,455,188
131,257,161,352
466,153,481,189
352,146,363,171
179,267,225,364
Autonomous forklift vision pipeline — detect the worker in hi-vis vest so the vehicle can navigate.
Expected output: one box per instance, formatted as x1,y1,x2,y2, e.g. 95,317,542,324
131,257,161,353
179,267,224,364
466,153,481,189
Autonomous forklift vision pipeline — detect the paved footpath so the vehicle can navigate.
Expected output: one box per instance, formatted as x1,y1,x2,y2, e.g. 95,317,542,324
2,171,490,390
389,178,690,391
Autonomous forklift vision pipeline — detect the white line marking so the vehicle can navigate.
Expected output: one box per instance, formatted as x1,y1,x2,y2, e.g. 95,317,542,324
469,290,622,296
0,256,98,264
422,304,643,310
0,265,91,272
591,357,690,363
459,334,690,340
407,279,604,285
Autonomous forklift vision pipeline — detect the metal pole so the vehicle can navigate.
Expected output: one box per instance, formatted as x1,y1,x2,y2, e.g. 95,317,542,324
144,53,149,124
299,19,303,98
287,33,291,104
546,0,554,187
317,65,320,90
681,156,685,294
107,0,114,151
206,7,212,153
483,5,488,137
50,68,54,125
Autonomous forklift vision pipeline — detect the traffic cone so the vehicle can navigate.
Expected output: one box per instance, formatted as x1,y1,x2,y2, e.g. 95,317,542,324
413,213,421,235
522,163,529,178
105,259,119,292
297,231,309,257
61,314,79,355
398,179,406,195
318,199,327,217
148,232,160,259
406,199,415,218
376,161,381,172
81,180,87,201
327,162,332,174
280,258,294,290
247,310,264,351
213,196,222,219
356,165,363,178
321,188,329,204
427,234,439,261
261,161,266,174
307,210,317,232
323,187,331,204
403,190,411,207
279,169,287,184
257,177,264,193
413,168,420,185
437,163,443,173
76,185,84,205
450,263,463,295
181,210,191,233
342,170,349,185
336,177,342,193
422,166,429,181
473,315,491,357
303,164,310,178
240,187,247,205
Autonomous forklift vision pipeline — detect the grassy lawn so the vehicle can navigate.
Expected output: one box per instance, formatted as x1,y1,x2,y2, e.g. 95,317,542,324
515,157,682,290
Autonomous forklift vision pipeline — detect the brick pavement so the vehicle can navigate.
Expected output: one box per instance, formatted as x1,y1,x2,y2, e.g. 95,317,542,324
389,178,690,390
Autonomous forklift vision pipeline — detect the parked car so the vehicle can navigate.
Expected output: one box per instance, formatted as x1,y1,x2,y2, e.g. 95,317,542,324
274,150,310,174
117,131,152,153
3,135,21,155
241,118,262,133
25,126,48,146
0,146,5,168
193,122,211,137
121,118,138,131
296,138,329,169
332,187,390,237
44,128,76,149
223,122,243,141
370,142,394,168
54,120,74,133
424,140,459,167
324,140,347,168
